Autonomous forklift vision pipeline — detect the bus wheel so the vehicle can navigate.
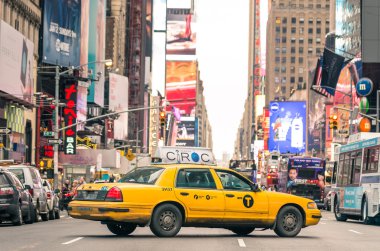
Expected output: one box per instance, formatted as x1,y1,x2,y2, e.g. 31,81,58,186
362,199,374,225
334,197,347,222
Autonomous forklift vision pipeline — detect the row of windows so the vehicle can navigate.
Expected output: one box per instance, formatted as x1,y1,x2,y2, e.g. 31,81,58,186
276,27,325,35
276,36,327,44
276,17,330,25
277,3,330,9
275,67,304,74
275,47,322,54
275,76,304,83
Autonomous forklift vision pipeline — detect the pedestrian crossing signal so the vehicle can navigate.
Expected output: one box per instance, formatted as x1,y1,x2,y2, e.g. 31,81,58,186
159,111,166,126
329,114,338,130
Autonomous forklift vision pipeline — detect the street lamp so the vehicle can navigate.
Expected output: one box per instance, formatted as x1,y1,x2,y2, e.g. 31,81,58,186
45,59,113,189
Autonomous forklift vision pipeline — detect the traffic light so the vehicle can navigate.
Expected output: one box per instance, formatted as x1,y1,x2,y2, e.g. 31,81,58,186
159,111,166,126
329,114,338,130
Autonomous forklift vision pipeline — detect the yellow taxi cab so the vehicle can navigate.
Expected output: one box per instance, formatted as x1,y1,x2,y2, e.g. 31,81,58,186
68,147,321,237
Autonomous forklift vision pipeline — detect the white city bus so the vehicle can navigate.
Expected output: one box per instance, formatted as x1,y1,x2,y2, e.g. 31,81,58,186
331,136,380,224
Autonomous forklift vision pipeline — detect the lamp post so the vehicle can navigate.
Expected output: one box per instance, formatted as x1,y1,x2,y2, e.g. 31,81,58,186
49,59,113,189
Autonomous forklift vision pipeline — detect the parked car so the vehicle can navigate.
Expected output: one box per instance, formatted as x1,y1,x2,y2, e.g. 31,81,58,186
0,168,35,225
42,179,60,220
5,165,49,221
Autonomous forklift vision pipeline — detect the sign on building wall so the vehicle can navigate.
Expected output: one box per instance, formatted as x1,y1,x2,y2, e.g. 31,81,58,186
64,83,77,155
149,96,160,155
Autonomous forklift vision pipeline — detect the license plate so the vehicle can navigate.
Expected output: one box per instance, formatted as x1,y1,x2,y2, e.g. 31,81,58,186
86,191,98,200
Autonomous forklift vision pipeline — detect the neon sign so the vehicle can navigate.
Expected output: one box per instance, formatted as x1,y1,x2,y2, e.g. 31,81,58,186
64,83,77,154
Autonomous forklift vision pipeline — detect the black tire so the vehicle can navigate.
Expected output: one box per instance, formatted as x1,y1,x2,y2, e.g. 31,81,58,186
230,227,255,236
334,197,347,222
24,203,34,224
54,209,60,219
274,206,303,237
49,209,55,220
362,199,374,225
13,205,23,226
41,212,49,221
106,223,137,236
150,204,183,237
34,206,39,222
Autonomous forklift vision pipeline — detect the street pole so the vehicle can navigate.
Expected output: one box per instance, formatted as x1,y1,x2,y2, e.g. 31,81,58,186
377,90,380,132
53,66,60,190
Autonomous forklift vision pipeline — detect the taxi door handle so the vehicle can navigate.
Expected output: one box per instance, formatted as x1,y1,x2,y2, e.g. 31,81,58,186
180,192,189,196
226,194,235,198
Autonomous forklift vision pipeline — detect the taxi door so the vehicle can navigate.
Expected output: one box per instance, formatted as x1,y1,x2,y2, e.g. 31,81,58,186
174,168,225,224
213,169,269,224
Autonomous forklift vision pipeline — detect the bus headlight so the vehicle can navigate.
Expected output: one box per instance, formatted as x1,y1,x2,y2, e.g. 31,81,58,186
307,202,318,209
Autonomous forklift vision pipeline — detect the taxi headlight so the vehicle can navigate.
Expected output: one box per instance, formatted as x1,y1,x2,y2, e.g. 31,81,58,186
307,202,318,209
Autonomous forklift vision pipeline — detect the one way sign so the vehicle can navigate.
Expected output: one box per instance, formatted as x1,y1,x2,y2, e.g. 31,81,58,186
48,139,63,145
0,128,12,135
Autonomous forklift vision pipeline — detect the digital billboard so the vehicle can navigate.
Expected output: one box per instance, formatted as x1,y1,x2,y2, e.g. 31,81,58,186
0,20,34,104
109,73,129,140
87,0,106,106
166,61,197,116
42,0,81,67
166,12,196,55
269,101,306,154
176,117,196,147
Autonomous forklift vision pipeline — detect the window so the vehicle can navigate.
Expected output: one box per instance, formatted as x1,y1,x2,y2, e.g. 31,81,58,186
282,47,287,53
291,76,295,83
352,151,362,185
9,169,25,184
308,48,313,54
0,174,10,186
275,77,280,83
298,77,303,83
299,57,304,64
290,66,295,73
291,37,296,43
276,37,281,44
281,86,286,93
316,28,321,34
282,27,287,33
291,17,296,24
176,169,217,189
291,57,296,63
299,18,304,24
15,19,19,31
316,18,321,25
299,3,304,8
282,77,286,84
316,4,321,8
281,66,286,73
308,3,313,9
316,38,321,44
282,17,287,24
298,67,304,74
316,48,322,54
120,167,164,184
308,28,313,34
276,26,281,33
275,57,280,63
291,27,296,34
276,17,281,24
299,38,304,44
291,47,295,53
281,57,286,63
299,28,304,34
275,47,280,54
275,67,280,73
308,18,313,24
282,37,287,43
308,38,313,44
363,147,379,173
216,170,252,191
326,28,330,34
299,47,304,53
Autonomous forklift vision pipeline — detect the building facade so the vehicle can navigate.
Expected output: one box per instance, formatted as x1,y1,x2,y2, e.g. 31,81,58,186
0,0,41,164
265,0,330,104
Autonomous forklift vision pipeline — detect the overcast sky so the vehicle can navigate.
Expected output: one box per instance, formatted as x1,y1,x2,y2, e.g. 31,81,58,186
196,0,250,160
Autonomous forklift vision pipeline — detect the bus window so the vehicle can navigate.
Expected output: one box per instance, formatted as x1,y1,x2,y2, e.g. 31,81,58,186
352,151,361,185
364,147,379,174
332,161,337,184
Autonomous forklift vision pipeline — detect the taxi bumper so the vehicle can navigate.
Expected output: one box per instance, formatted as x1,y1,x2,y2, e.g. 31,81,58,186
304,209,322,226
68,201,152,224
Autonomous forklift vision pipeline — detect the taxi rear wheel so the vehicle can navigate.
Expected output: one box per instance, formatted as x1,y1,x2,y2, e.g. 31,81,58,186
150,204,182,237
230,227,255,236
274,206,303,237
106,223,137,236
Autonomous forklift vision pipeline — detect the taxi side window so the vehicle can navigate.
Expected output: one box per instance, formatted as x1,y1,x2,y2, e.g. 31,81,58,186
176,169,216,189
215,170,252,191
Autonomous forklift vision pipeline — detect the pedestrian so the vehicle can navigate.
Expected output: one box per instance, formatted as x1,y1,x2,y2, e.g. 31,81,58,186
251,160,257,183
79,176,86,185
109,174,115,183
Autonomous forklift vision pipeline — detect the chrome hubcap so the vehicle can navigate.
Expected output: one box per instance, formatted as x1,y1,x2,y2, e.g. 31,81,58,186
282,213,297,232
159,211,176,231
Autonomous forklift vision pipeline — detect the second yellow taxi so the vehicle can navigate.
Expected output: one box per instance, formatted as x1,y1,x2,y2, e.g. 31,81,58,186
68,147,321,237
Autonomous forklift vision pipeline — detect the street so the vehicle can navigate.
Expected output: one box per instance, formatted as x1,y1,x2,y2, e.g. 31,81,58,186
1,211,379,251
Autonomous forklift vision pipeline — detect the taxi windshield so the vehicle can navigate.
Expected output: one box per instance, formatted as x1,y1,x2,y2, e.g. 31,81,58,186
119,167,164,184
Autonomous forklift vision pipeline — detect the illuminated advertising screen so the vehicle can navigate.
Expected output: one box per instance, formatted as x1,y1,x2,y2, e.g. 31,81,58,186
166,61,197,116
176,117,195,147
42,0,81,67
64,83,77,155
166,12,196,55
269,101,306,154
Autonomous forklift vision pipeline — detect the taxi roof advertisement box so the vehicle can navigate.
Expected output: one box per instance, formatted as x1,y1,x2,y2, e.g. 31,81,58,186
154,147,216,165
42,0,81,67
0,20,34,104
269,101,306,154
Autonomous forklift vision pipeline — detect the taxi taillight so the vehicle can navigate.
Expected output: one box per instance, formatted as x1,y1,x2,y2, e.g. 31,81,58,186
105,187,123,202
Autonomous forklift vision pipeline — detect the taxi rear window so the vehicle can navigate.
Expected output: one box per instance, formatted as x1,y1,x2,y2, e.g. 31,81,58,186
119,167,164,184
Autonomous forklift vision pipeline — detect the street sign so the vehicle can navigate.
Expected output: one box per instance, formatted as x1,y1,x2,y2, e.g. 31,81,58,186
43,131,55,137
0,128,12,135
48,139,63,145
356,78,373,97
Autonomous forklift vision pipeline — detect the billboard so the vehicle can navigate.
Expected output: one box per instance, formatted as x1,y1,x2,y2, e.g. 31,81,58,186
176,117,196,147
109,73,129,140
76,82,88,131
269,101,306,154
42,0,81,67
0,20,34,104
151,32,166,96
166,61,197,116
166,12,196,55
87,0,106,106
64,83,77,155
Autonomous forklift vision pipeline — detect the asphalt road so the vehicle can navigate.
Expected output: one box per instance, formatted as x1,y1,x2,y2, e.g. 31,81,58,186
0,211,379,251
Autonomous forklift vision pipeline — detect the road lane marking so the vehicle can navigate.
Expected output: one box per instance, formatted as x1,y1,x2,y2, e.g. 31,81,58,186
60,215,65,218
238,239,246,248
65,216,72,220
62,237,84,245
349,230,362,235
320,222,326,225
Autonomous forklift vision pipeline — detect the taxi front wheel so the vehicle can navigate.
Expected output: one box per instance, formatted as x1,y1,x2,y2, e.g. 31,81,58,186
106,223,137,236
274,206,303,237
150,204,183,237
